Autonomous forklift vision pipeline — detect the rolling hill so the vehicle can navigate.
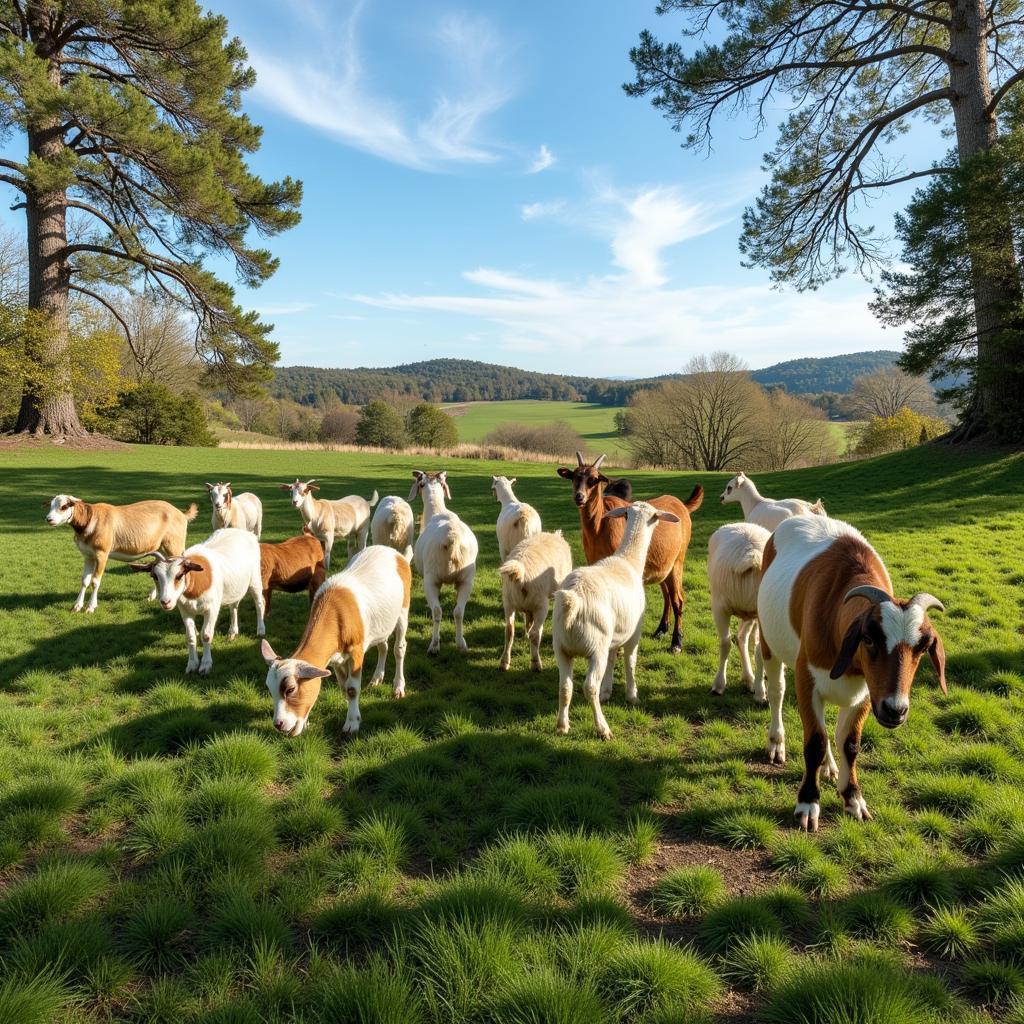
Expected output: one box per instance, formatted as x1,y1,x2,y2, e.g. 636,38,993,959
270,351,903,408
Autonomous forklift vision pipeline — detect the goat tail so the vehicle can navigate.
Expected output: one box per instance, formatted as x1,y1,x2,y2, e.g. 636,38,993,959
498,558,525,584
683,484,704,513
556,588,581,629
368,490,379,507
809,498,827,516
183,502,199,522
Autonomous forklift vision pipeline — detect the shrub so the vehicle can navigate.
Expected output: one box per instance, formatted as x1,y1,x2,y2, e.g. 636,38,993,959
406,403,459,448
649,867,726,918
356,400,408,449
854,407,947,456
484,420,584,457
99,379,217,446
318,405,359,444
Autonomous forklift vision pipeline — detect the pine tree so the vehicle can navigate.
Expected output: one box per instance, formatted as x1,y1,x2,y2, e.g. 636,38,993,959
0,0,301,435
627,0,1024,440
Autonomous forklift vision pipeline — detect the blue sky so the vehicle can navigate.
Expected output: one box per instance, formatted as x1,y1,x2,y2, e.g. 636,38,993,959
2,0,949,376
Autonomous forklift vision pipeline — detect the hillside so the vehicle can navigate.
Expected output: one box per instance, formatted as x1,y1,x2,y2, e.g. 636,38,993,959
270,351,900,407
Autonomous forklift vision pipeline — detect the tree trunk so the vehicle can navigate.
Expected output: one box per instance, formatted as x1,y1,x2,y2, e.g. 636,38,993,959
949,0,1024,439
14,18,83,437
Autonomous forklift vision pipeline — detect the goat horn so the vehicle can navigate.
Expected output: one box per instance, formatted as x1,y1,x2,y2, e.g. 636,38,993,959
592,454,606,470
575,451,584,467
843,585,893,607
910,593,945,614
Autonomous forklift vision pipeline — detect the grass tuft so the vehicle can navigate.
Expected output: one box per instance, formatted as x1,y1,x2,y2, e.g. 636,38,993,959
720,933,795,992
920,905,979,960
707,811,777,850
840,891,915,944
700,897,783,954
0,859,107,938
541,830,625,900
649,866,726,918
0,973,73,1024
959,958,1024,1006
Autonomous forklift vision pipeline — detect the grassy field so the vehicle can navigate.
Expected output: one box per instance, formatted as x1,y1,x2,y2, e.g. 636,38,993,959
443,400,627,456
1,442,1023,1023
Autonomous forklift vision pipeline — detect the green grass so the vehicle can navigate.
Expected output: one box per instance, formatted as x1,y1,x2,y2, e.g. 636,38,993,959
1,440,1023,1020
442,399,628,456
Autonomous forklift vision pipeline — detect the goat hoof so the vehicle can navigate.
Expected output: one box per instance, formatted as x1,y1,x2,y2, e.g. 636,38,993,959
393,689,406,699
531,662,542,672
794,801,820,832
753,697,768,708
499,662,510,672
556,722,569,735
709,687,723,697
597,729,613,741
652,623,668,638
844,793,872,821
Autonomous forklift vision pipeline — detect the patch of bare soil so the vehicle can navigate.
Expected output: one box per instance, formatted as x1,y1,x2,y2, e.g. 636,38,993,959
0,431,128,452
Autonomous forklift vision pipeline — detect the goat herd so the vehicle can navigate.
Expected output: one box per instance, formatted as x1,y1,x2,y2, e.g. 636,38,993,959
42,455,948,831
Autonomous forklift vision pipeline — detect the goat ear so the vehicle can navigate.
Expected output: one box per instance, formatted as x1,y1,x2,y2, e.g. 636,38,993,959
656,511,681,524
407,480,421,502
296,662,332,680
128,562,155,573
557,468,574,479
260,638,279,665
597,474,609,484
602,507,629,521
278,483,293,490
442,480,452,500
830,617,864,679
928,631,948,695
182,560,205,573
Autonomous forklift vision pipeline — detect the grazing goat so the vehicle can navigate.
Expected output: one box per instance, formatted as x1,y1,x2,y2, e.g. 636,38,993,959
371,496,415,561
758,514,947,831
554,501,680,739
498,530,572,671
281,479,379,569
259,533,326,615
408,470,479,655
720,472,826,531
557,452,702,653
130,528,265,675
260,545,411,737
206,482,263,537
492,475,542,560
45,494,198,612
708,522,771,702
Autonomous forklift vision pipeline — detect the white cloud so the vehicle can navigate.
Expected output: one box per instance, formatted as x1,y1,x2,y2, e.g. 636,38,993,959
520,199,566,220
255,301,313,316
249,3,515,170
528,144,556,173
349,183,894,374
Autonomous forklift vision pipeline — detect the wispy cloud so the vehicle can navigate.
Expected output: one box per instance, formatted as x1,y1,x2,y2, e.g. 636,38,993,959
520,199,566,221
528,144,556,173
249,3,515,170
349,182,892,373
255,301,314,316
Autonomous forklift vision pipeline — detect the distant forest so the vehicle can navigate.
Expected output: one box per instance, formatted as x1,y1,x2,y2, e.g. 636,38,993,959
269,352,902,408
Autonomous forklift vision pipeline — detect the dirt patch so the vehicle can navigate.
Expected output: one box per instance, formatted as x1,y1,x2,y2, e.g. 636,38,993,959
0,431,128,452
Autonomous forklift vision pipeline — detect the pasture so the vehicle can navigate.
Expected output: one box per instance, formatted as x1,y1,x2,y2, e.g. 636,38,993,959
442,399,628,456
0,442,1023,1024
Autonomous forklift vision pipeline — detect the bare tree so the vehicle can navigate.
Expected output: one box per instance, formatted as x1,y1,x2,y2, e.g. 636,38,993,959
229,395,272,433
625,352,765,470
116,294,200,390
850,367,939,420
756,390,838,470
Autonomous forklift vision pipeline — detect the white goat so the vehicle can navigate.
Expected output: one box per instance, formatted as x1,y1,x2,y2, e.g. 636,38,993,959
206,482,263,537
708,522,771,701
408,470,479,655
492,475,542,560
261,545,412,738
720,472,826,531
371,496,415,561
131,528,265,675
282,479,379,569
553,501,680,739
45,494,198,612
498,531,572,672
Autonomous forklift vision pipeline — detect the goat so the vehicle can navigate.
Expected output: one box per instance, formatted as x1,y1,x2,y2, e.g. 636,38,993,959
557,452,702,653
260,545,411,737
497,530,572,671
281,479,379,569
758,514,947,831
130,528,265,675
720,472,826,531
206,482,263,537
554,501,680,739
259,533,326,616
408,470,479,655
371,496,415,561
45,494,198,612
708,522,771,702
492,475,542,560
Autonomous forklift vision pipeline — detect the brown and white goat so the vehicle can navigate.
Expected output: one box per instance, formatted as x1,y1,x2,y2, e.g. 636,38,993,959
45,494,198,612
259,532,326,615
758,514,947,831
261,545,411,737
557,452,702,653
